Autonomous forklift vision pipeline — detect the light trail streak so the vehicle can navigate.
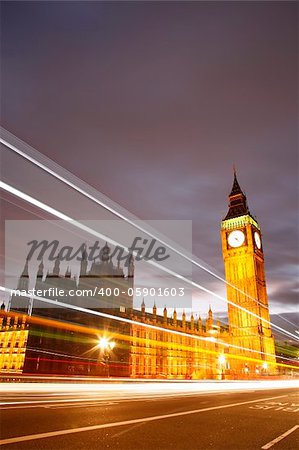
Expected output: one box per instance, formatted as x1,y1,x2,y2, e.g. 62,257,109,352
1,298,298,370
22,351,295,373
0,129,292,326
1,380,298,395
0,182,72,221
23,356,128,370
21,351,227,373
276,315,298,328
27,329,92,345
0,181,297,343
26,347,107,363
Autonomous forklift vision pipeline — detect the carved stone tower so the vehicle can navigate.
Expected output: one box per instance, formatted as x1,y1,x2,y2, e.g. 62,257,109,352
221,170,276,376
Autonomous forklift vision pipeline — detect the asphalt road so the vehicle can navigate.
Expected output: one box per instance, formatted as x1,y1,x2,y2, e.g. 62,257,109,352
0,384,298,450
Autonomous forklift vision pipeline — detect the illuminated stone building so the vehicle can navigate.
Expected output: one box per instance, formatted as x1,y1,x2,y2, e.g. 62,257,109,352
2,172,277,379
129,303,229,379
221,170,276,376
5,243,134,377
127,172,276,379
1,300,229,379
0,303,28,373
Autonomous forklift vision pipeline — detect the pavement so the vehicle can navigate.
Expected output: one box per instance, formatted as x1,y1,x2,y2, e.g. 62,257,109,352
0,381,298,450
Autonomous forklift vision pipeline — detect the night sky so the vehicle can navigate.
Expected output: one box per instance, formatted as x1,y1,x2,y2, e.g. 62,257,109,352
1,1,298,314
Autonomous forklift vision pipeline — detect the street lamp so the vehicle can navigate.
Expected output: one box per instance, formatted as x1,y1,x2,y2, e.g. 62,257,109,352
98,337,109,350
218,354,226,379
97,337,116,377
218,354,226,365
262,362,268,375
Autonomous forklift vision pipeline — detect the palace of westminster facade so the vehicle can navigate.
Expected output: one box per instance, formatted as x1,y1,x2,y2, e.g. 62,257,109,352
0,173,277,379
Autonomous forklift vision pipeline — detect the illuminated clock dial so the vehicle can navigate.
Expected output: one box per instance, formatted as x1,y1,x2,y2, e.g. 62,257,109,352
227,230,245,248
254,231,261,249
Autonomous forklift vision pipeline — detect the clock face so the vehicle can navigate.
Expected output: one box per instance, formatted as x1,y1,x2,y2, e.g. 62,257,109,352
254,231,261,249
227,230,245,248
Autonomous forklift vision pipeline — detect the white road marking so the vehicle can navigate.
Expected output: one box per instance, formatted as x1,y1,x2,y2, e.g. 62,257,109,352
261,424,299,449
43,401,118,409
111,422,145,439
0,391,216,409
0,395,287,446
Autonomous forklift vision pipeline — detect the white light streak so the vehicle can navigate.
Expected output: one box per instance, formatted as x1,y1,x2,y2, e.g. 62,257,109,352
1,130,298,343
1,285,298,366
0,129,287,317
0,179,298,343
0,181,72,221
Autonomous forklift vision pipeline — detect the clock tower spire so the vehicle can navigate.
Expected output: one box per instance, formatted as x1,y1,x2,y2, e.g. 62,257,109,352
221,171,276,377
224,169,251,220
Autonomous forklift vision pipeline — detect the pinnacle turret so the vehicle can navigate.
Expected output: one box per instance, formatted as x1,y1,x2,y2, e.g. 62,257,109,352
224,169,251,220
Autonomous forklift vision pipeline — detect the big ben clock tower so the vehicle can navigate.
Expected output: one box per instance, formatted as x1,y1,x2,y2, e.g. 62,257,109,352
221,170,276,377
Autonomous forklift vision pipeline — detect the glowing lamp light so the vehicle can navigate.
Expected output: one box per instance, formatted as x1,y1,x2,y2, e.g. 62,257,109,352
98,337,115,351
218,354,226,365
98,337,109,350
262,362,268,370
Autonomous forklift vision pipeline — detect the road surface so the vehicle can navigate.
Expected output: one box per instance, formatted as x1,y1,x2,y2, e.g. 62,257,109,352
0,381,298,450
